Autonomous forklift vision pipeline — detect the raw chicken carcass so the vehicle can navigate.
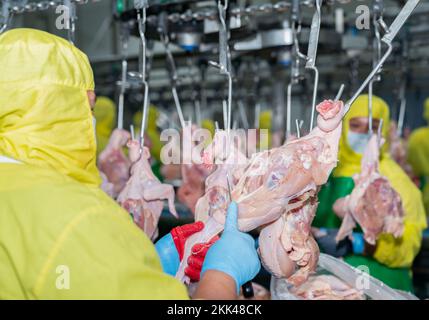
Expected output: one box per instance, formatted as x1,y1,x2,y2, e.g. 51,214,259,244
100,171,115,198
176,100,344,284
389,122,418,185
259,194,320,286
290,275,365,300
177,124,215,214
98,129,131,197
177,163,213,215
193,130,249,223
117,140,178,240
335,135,404,245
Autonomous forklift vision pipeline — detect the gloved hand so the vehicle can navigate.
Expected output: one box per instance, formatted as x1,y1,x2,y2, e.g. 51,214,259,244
201,202,261,293
314,228,365,257
155,221,219,281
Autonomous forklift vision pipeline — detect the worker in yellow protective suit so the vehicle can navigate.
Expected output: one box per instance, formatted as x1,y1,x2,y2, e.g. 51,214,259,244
313,95,427,291
0,29,260,299
408,97,429,216
93,96,115,157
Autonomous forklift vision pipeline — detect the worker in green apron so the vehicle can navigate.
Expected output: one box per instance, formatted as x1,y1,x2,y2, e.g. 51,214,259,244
313,94,427,291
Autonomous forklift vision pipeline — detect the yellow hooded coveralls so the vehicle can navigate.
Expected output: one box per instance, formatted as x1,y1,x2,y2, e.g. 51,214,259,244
93,96,115,157
313,95,427,291
408,98,429,216
0,29,187,299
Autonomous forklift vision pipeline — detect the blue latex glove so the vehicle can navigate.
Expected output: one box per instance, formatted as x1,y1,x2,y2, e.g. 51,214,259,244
315,228,365,257
155,233,180,276
201,202,261,293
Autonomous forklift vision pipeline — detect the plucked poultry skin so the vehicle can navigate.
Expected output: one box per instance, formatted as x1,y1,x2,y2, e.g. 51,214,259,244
335,135,404,245
259,194,320,286
176,100,344,285
117,139,178,240
290,275,365,300
177,163,212,214
98,129,131,197
177,124,215,214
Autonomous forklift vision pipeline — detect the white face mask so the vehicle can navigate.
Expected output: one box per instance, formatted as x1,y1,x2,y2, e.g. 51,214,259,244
92,117,97,147
347,131,371,154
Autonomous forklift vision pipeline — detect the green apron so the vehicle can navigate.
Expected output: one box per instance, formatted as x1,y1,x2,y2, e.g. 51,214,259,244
314,176,414,292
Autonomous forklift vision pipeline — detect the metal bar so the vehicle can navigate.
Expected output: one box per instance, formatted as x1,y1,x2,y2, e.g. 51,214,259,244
382,0,421,44
117,22,129,130
223,100,228,130
130,125,135,140
344,41,393,115
368,80,374,136
335,84,345,101
306,0,322,131
377,118,384,146
238,100,249,130
218,0,229,73
295,119,301,138
397,80,407,137
344,1,419,115
172,86,186,129
305,0,322,69
136,1,150,146
286,83,292,138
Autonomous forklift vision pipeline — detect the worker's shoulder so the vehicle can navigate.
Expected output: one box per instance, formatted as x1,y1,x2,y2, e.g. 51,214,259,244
382,158,420,194
0,163,127,221
408,127,429,144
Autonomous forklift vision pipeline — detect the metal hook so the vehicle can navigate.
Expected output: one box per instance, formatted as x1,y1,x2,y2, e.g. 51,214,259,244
136,1,150,147
397,77,407,138
117,22,130,130
344,0,420,116
335,84,345,101
306,0,323,131
286,4,307,139
238,100,249,130
368,1,384,136
210,0,232,134
295,119,304,138
397,38,409,138
377,118,384,148
158,15,185,130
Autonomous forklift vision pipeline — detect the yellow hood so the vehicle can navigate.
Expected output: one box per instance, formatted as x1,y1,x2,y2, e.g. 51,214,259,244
0,28,100,186
94,96,115,138
334,94,390,177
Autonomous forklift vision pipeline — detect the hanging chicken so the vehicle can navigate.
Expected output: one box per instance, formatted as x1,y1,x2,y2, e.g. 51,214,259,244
334,134,404,245
98,129,131,197
117,139,178,240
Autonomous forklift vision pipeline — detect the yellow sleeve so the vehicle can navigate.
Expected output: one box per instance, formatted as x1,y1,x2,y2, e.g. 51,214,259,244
32,207,189,299
373,220,423,268
373,167,427,268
